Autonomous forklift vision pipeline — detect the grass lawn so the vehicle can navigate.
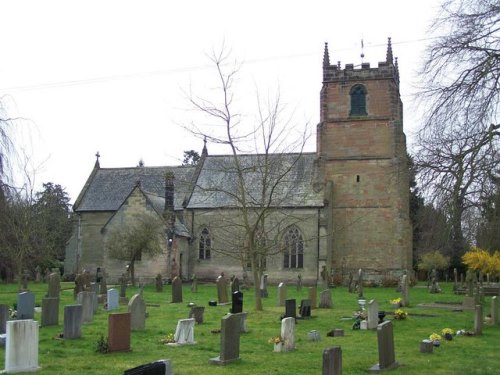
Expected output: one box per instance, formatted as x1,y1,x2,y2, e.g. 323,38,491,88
0,281,498,374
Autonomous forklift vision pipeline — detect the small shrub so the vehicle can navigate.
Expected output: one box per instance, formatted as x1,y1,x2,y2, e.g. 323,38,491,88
95,335,108,353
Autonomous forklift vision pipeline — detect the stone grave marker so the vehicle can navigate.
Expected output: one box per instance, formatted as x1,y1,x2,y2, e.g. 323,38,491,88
491,296,498,325
77,291,93,323
171,276,183,303
323,346,342,375
357,269,364,298
296,274,302,292
0,304,8,334
420,339,433,353
216,274,229,304
119,274,129,304
189,306,205,324
231,277,240,294
280,317,295,352
90,283,99,313
319,289,332,308
99,268,108,295
233,311,248,333
3,319,40,373
47,271,61,298
191,274,198,293
63,304,83,339
17,291,35,319
400,274,409,307
108,312,131,353
107,288,119,311
348,272,355,293
259,274,268,298
230,291,243,314
277,282,287,307
209,313,241,365
124,360,173,375
453,268,458,291
169,318,195,345
35,266,42,283
367,299,379,330
474,304,483,335
73,273,85,300
128,293,146,331
369,321,398,372
308,287,317,309
284,299,296,320
41,297,59,327
299,299,312,319
155,274,163,292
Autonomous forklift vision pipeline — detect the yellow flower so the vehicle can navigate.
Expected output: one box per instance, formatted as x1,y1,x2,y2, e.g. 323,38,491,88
394,308,408,320
429,333,442,341
268,336,283,344
390,298,401,305
441,328,453,336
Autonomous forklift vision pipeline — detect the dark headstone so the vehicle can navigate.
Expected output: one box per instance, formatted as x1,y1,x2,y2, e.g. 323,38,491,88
231,291,243,314
64,304,83,339
209,313,241,365
299,299,312,319
108,312,131,352
41,297,59,326
17,291,35,319
420,339,433,353
124,360,173,375
0,304,8,334
369,321,398,372
284,299,296,320
172,276,183,303
189,306,205,324
323,346,342,375
319,289,332,308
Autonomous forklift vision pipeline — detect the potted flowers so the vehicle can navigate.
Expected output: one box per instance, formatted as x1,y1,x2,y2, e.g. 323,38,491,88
441,328,454,341
394,308,408,320
429,332,442,347
269,336,284,352
390,298,401,308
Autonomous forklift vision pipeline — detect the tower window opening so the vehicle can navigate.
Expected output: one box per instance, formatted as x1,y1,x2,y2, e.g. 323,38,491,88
356,175,360,182
350,84,367,116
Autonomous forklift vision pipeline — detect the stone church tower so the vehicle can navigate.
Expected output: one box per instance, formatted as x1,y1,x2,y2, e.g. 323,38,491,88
317,39,412,280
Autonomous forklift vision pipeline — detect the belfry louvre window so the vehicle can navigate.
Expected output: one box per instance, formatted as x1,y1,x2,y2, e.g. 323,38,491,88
350,84,367,116
283,226,304,269
199,227,211,260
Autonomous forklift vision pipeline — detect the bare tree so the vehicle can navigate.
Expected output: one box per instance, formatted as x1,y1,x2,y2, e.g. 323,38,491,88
415,0,500,266
186,48,313,310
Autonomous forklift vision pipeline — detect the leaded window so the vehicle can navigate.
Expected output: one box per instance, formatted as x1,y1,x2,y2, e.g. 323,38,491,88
199,227,211,260
283,226,304,269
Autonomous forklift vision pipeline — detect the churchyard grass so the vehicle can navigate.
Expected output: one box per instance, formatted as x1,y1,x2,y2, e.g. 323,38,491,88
0,281,498,374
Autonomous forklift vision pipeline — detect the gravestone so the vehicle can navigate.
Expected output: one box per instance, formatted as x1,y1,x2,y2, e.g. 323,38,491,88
308,330,321,341
90,283,99,313
357,269,364,298
74,273,85,300
453,268,458,291
17,291,35,319
191,274,198,293
297,274,302,292
107,288,119,311
280,317,295,352
230,291,243,314
108,312,131,352
319,289,332,308
277,283,287,307
0,304,9,334
367,299,379,330
491,296,498,326
233,311,248,333
119,274,129,304
63,304,83,339
323,346,342,375
171,276,183,303
47,271,61,298
231,277,240,294
308,287,317,309
347,272,354,293
189,306,205,324
124,360,173,375
3,319,40,373
99,268,108,295
284,299,296,320
299,299,312,319
128,293,146,331
400,274,409,307
170,318,195,345
369,321,398,372
209,313,241,365
155,274,163,292
474,304,483,335
420,339,433,353
77,291,94,323
35,266,42,283
216,274,229,304
41,297,59,327
259,274,268,298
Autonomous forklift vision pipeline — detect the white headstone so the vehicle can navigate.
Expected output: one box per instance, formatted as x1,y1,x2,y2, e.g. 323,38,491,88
367,299,379,330
4,319,40,373
172,318,195,345
107,288,119,311
280,317,295,352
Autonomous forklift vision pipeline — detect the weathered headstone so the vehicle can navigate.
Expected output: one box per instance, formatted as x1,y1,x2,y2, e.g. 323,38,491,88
474,304,483,335
35,266,42,283
323,346,342,375
400,274,409,307
77,291,93,323
90,283,99,313
63,304,82,339
308,329,321,341
491,296,498,326
299,299,312,319
357,269,364,298
47,271,61,298
277,282,287,307
128,293,146,331
209,313,241,365
119,273,129,304
3,319,40,373
367,299,379,330
171,276,183,303
419,339,433,353
107,288,119,311
189,306,205,324
170,318,195,345
216,274,229,304
74,273,85,300
280,317,295,352
124,360,173,375
465,269,475,297
308,287,317,309
191,274,198,293
284,299,296,320
155,274,163,292
348,272,354,293
41,297,59,327
230,291,243,314
369,321,398,372
99,268,108,295
17,291,35,319
108,312,131,353
0,304,8,334
319,289,332,308
259,274,268,298
297,274,302,292
320,265,330,289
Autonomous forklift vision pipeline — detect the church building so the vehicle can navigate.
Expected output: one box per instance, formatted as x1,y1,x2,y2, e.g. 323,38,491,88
64,39,412,285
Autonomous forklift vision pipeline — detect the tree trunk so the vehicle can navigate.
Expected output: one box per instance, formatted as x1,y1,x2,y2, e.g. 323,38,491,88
130,261,136,287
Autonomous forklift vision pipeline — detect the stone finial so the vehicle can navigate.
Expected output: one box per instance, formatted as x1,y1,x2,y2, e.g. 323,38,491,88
94,151,100,169
386,37,394,64
323,42,330,68
202,136,208,157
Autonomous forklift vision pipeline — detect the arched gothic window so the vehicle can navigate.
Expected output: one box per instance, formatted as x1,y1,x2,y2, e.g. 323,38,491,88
283,226,304,269
199,227,211,260
349,84,367,116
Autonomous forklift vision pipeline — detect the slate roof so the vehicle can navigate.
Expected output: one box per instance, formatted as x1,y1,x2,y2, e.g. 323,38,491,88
74,166,195,212
187,153,323,209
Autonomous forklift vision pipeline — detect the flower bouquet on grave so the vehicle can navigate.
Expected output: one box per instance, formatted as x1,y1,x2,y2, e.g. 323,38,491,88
389,298,401,308
160,333,176,344
393,308,408,320
269,336,284,352
441,328,454,341
429,332,442,346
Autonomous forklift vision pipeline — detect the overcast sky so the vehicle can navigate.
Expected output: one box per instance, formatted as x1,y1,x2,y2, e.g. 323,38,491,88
0,0,440,203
